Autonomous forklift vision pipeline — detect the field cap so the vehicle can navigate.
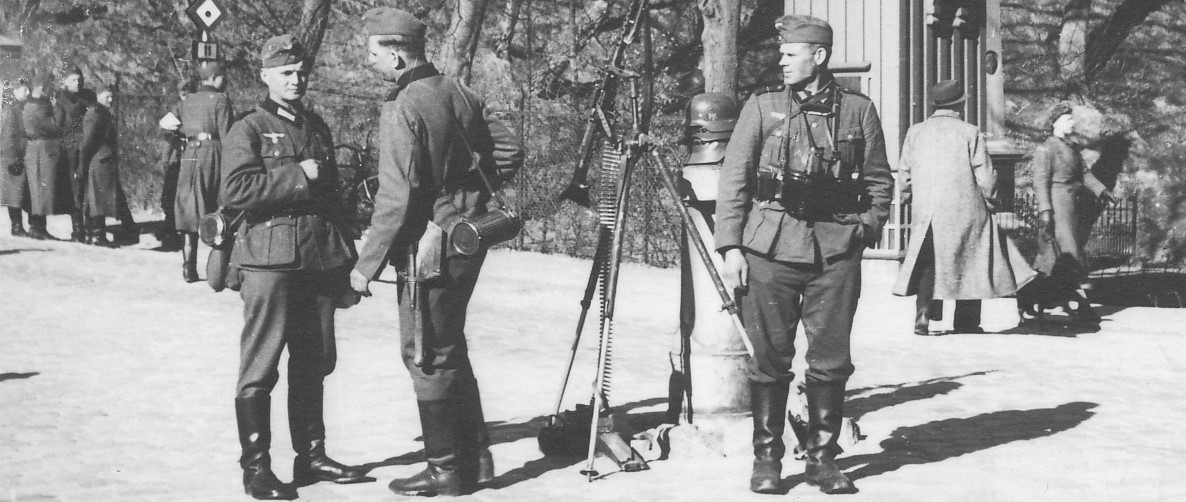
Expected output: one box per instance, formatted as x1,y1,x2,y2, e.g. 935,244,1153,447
260,34,307,68
364,7,427,40
776,15,833,45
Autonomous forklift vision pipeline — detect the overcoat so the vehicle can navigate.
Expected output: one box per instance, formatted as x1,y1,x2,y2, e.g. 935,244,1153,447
175,86,232,231
892,110,1035,298
80,105,123,217
1030,135,1106,266
1,98,28,207
55,89,94,207
222,100,355,272
22,97,71,215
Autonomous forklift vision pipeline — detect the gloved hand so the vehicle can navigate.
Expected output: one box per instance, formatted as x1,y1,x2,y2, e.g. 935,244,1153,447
1038,210,1054,236
1098,190,1117,204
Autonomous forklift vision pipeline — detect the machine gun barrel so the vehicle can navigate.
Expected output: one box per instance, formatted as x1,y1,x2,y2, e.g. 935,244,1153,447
558,0,649,208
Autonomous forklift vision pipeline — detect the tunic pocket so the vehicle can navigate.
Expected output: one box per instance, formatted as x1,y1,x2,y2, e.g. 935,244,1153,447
236,217,299,268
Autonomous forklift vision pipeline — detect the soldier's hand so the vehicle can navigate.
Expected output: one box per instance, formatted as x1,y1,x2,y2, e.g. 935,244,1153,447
722,248,749,291
1099,190,1117,205
350,268,372,297
300,159,321,181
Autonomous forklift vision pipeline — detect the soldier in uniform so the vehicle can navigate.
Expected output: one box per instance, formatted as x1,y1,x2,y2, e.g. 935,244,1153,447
2,78,30,236
23,71,69,240
221,34,373,501
715,15,894,495
54,66,95,242
176,61,233,281
350,7,523,497
79,85,132,246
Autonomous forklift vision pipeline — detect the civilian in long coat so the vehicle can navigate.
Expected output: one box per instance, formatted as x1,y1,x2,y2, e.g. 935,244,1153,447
22,73,70,240
892,81,1035,335
80,86,133,246
174,62,233,281
2,80,31,236
1028,103,1114,323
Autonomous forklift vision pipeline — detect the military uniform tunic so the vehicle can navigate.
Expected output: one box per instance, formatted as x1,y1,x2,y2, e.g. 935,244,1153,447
355,64,523,401
715,79,893,384
54,89,94,210
1,97,29,208
221,99,357,399
175,86,233,231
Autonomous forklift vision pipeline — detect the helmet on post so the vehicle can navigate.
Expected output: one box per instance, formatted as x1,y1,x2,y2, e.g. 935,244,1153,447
686,92,739,165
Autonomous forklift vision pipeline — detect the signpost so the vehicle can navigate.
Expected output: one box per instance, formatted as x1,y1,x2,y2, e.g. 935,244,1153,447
186,0,224,61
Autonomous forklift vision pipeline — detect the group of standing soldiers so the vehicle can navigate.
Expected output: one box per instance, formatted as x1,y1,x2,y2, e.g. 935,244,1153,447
1,67,137,246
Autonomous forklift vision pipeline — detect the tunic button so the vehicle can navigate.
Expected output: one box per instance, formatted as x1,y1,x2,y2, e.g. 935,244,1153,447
273,151,281,157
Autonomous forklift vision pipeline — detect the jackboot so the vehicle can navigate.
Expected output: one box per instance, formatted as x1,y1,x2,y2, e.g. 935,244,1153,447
8,208,26,237
235,397,298,500
88,217,116,247
26,215,53,240
70,213,87,243
114,220,139,245
457,379,494,490
388,400,464,497
749,380,790,494
289,382,375,486
182,232,199,282
803,381,858,495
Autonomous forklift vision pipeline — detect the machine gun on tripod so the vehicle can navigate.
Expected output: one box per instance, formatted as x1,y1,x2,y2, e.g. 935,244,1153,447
539,38,755,480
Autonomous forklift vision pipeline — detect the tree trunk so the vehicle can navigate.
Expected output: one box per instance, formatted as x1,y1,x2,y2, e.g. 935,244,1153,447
294,0,332,68
440,0,490,84
495,0,526,60
1057,0,1090,81
699,0,738,96
1083,0,1177,81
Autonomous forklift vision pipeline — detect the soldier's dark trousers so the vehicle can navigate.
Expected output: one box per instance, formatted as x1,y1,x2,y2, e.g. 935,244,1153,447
393,250,491,494
738,250,860,385
913,231,981,333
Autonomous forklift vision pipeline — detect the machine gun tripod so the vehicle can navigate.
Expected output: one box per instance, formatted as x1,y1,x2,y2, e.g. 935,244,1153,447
538,72,755,481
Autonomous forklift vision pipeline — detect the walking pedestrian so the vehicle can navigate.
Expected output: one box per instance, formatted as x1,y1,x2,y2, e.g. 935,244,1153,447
892,80,1035,335
175,61,232,282
715,14,894,495
221,34,373,500
2,78,31,236
23,71,69,240
349,7,523,497
1028,103,1114,324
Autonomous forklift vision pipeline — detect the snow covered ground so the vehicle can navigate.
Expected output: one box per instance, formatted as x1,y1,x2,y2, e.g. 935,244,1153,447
2,212,1185,501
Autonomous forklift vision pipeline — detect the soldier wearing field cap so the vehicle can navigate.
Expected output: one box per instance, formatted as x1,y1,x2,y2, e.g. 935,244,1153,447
54,66,95,243
221,34,373,500
23,71,70,240
2,78,31,237
716,14,893,495
350,7,523,497
175,60,233,281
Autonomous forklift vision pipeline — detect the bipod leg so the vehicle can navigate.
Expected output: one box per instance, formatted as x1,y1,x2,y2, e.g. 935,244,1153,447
646,150,755,358
550,238,609,422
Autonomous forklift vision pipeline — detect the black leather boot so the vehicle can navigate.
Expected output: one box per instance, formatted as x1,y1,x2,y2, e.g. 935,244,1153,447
89,217,116,247
8,208,26,237
182,232,199,282
388,400,464,497
750,380,790,494
289,382,375,486
457,379,494,490
235,397,298,500
26,215,53,240
70,213,87,243
803,381,857,494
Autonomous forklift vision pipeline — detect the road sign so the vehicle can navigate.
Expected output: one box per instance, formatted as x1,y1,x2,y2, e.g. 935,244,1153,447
186,0,224,32
192,41,220,61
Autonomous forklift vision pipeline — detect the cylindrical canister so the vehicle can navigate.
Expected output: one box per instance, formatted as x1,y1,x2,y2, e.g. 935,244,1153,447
449,208,522,255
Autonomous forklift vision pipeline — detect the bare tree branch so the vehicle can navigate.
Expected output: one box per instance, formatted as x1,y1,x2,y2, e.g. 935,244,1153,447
1084,0,1181,80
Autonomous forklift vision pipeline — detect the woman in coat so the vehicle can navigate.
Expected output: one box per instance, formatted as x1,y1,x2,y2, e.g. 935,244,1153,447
174,62,233,281
80,86,133,246
1027,103,1115,323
